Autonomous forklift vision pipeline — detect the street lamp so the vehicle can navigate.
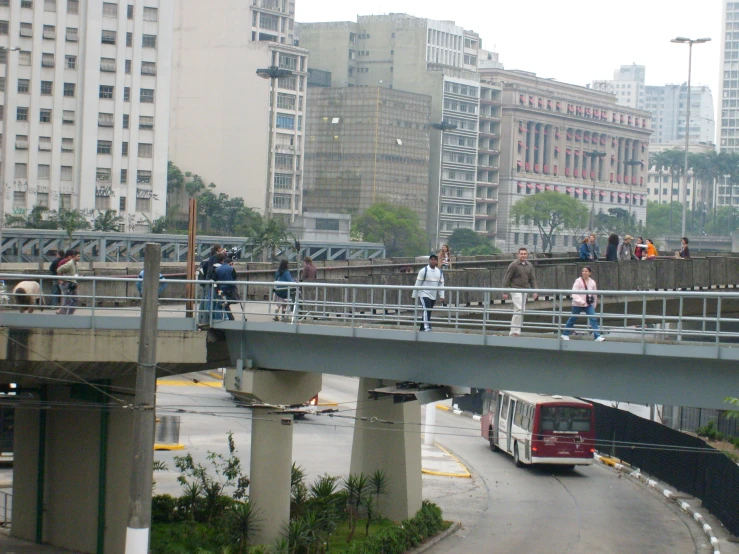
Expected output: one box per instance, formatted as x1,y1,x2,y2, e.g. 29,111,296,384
256,65,293,220
431,121,457,250
624,159,642,223
583,150,606,230
671,36,711,237
0,46,20,266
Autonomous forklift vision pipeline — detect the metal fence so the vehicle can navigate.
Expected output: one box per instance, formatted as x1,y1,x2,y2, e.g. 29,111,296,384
0,491,11,528
4,275,739,349
663,406,739,438
593,402,739,537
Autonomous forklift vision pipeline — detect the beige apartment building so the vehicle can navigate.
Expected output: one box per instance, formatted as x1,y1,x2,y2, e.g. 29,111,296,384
481,69,652,253
169,0,307,222
298,14,493,248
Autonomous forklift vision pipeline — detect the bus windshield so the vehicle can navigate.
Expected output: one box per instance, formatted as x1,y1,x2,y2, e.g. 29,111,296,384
540,406,591,433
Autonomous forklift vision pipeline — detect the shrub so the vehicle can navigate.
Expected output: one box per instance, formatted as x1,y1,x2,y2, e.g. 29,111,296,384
342,501,444,554
152,494,179,524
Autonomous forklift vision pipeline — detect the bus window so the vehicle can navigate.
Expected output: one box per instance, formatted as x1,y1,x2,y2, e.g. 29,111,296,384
540,406,592,433
500,394,510,419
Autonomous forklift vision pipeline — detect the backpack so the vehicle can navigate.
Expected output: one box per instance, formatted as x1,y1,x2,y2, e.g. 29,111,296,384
421,266,444,284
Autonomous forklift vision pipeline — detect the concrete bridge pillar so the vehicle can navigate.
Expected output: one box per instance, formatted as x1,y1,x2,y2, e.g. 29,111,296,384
249,407,294,546
12,378,135,554
350,378,422,522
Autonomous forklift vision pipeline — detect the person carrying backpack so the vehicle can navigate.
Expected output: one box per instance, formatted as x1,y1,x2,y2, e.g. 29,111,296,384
272,259,294,321
412,254,446,332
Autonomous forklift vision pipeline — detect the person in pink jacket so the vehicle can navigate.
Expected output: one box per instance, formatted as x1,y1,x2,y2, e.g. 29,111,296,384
561,266,605,341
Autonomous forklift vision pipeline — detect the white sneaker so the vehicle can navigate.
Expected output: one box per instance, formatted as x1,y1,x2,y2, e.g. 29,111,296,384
561,335,570,341
595,336,605,342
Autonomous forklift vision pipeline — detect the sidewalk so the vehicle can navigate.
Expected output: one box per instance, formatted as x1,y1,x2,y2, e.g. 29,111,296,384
0,530,80,552
422,443,471,478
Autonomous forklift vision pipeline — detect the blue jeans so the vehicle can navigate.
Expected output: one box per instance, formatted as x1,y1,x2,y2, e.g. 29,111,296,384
563,305,600,338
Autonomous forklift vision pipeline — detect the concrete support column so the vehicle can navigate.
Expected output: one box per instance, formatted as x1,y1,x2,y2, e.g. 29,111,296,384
249,407,294,546
350,378,421,522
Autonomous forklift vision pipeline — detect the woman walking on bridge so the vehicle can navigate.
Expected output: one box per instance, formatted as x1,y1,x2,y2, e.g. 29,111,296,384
561,266,604,341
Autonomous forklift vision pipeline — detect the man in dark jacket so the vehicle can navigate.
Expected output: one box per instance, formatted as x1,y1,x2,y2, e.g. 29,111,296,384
502,247,538,336
215,256,240,320
48,250,65,306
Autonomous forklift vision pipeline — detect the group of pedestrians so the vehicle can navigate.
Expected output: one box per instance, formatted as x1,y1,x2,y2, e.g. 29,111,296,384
48,249,81,315
581,234,690,262
272,256,318,321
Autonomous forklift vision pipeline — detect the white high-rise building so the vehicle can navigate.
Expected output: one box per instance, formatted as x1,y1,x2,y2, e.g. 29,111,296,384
591,64,646,110
645,84,715,144
719,0,739,152
0,0,173,231
169,0,308,223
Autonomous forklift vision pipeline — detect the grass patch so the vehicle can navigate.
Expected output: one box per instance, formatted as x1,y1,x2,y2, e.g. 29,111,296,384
327,519,396,551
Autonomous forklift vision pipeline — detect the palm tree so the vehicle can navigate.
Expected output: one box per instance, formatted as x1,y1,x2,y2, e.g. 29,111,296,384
55,208,91,245
93,209,124,232
228,500,260,554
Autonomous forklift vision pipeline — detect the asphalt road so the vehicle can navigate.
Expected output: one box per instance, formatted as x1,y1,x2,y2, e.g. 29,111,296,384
154,373,727,554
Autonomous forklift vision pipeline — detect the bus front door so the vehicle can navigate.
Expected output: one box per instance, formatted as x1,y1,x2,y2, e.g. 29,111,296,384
506,399,517,453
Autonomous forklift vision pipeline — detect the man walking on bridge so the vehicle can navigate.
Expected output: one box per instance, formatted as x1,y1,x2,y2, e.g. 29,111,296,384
502,247,538,336
412,254,446,331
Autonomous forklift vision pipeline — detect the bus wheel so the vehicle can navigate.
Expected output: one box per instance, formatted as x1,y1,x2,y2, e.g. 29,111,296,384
489,428,499,452
513,443,523,467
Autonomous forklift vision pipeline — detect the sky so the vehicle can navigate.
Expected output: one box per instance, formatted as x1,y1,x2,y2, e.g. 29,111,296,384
298,0,722,113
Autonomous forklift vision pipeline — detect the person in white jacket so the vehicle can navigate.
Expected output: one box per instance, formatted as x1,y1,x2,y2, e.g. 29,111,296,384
561,266,604,341
412,254,446,332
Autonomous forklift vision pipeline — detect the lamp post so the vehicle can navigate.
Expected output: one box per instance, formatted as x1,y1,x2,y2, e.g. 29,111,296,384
431,121,457,250
0,46,20,266
256,65,293,221
671,36,711,237
624,159,642,224
584,150,606,230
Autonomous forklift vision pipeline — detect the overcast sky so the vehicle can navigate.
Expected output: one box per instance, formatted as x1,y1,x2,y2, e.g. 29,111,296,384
298,0,721,112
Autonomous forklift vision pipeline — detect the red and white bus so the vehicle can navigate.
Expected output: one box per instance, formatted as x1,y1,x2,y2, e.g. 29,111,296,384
480,390,595,468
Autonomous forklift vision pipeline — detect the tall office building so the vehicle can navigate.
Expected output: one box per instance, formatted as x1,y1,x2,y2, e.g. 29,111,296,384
298,14,497,247
169,0,308,222
719,0,739,152
483,68,652,253
645,84,715,144
0,0,173,231
591,64,646,110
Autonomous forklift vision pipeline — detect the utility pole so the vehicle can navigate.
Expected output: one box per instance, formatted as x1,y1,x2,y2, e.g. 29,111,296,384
125,243,161,554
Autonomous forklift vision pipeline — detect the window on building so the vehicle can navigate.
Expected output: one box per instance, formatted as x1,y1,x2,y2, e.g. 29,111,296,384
141,61,156,75
15,134,28,149
136,196,151,212
100,57,116,72
43,25,55,39
97,140,112,154
143,7,157,21
37,164,50,179
40,81,52,95
17,79,29,94
20,23,33,37
21,0,32,8
66,27,78,41
98,112,114,127
14,163,27,178
60,193,71,209
140,88,154,103
122,114,129,128
142,34,156,48
67,0,78,14
139,116,154,129
13,191,26,209
276,93,295,110
38,136,51,150
96,168,112,182
37,192,49,207
272,194,291,210
95,195,110,211
138,143,152,158
316,218,340,231
274,173,292,189
65,55,76,69
19,51,32,66
60,166,73,181
0,21,8,36
41,53,54,67
103,2,117,17
275,153,293,169
125,59,131,74
63,82,75,97
120,169,128,183
61,137,73,152
123,87,130,101
121,141,128,156
276,114,294,129
99,85,114,99
136,170,151,183
126,32,132,47
0,50,5,64
278,75,296,90
126,4,133,19
101,30,116,44
62,110,75,124
39,109,51,123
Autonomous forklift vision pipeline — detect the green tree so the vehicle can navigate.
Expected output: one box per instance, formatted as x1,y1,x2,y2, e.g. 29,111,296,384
5,206,58,229
167,161,186,194
447,228,499,255
510,191,588,253
251,217,292,261
595,207,638,236
93,209,124,232
55,209,91,242
352,203,426,257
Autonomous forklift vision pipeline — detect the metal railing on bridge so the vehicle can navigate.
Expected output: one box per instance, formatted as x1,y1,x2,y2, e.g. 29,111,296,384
2,274,739,353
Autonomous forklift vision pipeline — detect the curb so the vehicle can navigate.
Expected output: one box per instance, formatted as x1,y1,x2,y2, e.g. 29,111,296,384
436,405,481,421
406,522,462,554
154,443,185,451
594,453,721,554
208,370,224,381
